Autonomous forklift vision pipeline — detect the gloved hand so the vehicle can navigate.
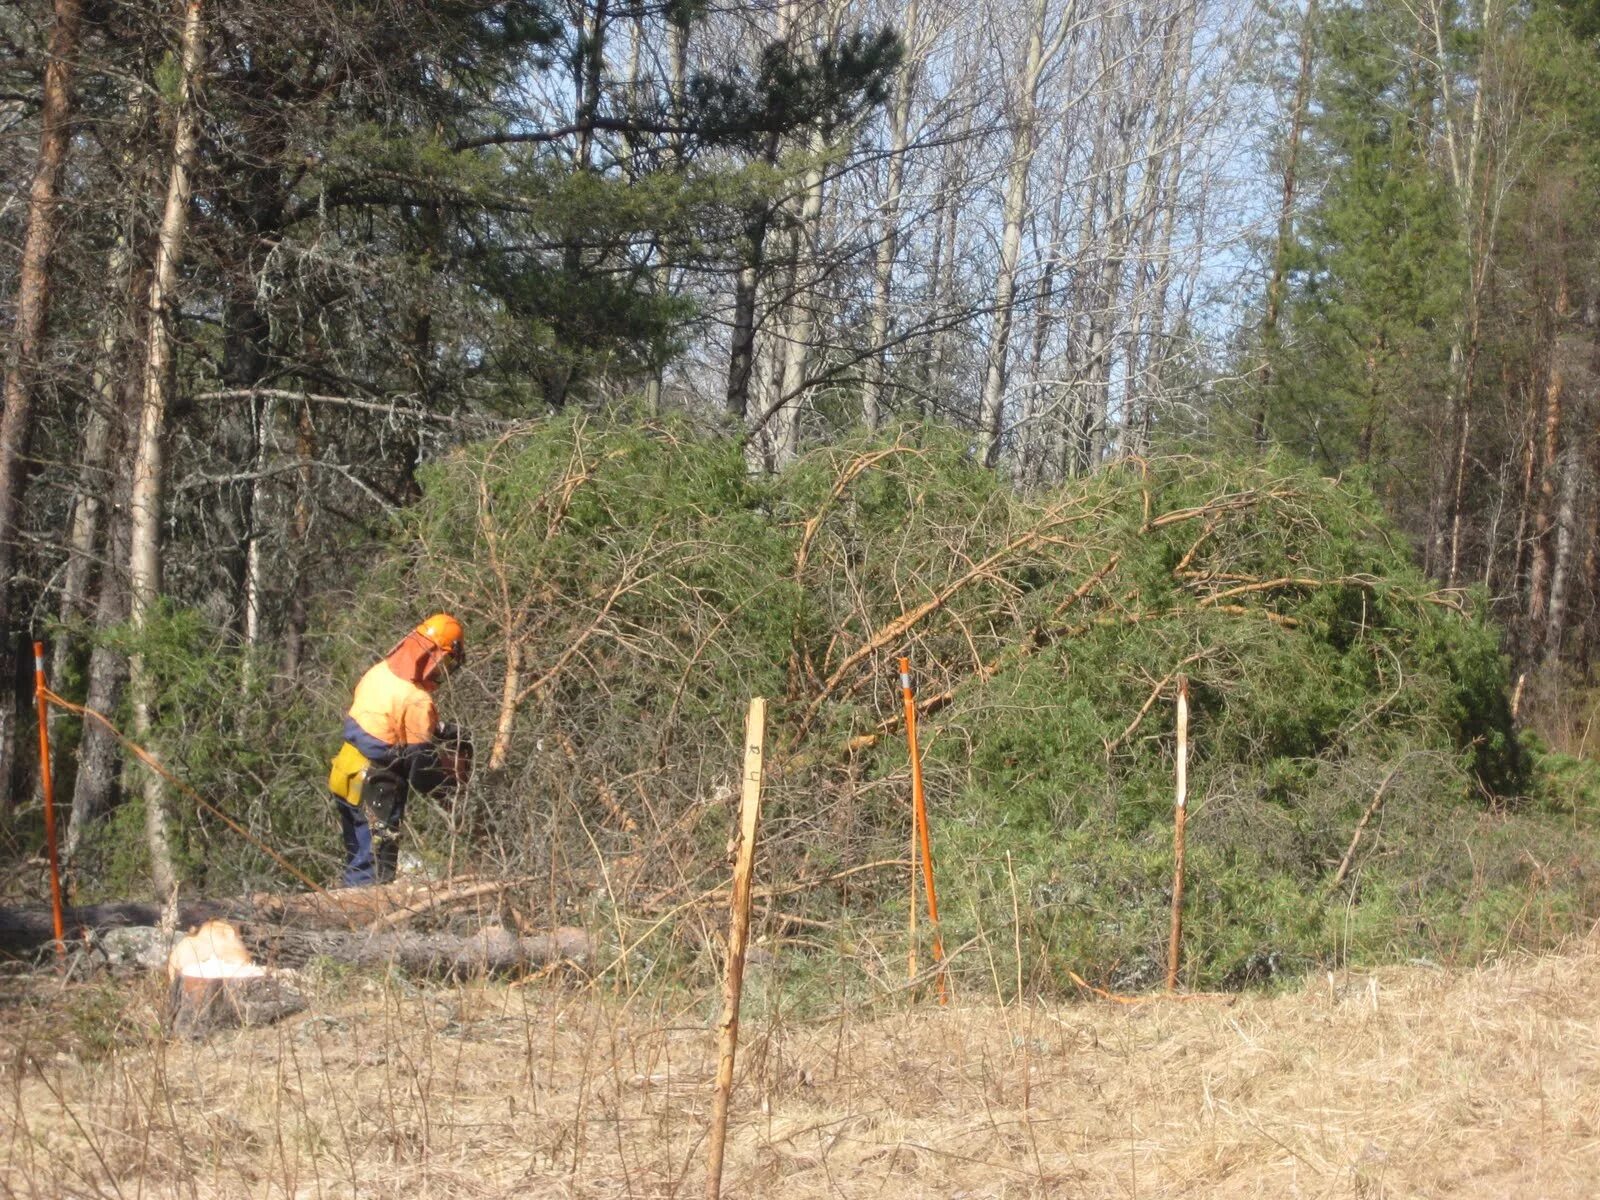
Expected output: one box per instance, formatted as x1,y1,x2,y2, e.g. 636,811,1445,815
435,723,474,786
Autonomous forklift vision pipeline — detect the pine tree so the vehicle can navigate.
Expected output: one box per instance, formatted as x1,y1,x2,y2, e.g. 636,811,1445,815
1269,0,1464,521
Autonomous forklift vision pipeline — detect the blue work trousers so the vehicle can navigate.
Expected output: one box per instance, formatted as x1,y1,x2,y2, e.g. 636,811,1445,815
336,795,405,887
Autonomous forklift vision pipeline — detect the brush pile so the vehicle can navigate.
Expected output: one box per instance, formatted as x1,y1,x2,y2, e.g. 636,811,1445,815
74,414,1598,993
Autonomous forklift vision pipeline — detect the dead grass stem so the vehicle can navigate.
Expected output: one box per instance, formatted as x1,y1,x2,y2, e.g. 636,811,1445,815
5,933,1600,1197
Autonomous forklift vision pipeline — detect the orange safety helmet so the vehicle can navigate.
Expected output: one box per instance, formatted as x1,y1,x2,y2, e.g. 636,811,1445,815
387,612,465,687
412,611,464,678
415,612,465,663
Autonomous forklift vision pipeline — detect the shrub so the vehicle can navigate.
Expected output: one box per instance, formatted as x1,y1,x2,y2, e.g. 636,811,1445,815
88,413,1600,993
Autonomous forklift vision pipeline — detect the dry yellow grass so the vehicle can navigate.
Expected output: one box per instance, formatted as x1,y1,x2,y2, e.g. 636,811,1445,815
5,939,1600,1198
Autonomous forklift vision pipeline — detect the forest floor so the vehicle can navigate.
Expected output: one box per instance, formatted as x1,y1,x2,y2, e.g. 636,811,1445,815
4,935,1600,1199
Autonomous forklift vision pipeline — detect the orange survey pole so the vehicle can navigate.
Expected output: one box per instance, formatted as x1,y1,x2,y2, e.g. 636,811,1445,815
32,642,66,958
907,779,919,981
899,657,946,1004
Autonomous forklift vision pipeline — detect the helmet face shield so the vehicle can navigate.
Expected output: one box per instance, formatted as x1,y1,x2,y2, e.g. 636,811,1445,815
437,639,464,677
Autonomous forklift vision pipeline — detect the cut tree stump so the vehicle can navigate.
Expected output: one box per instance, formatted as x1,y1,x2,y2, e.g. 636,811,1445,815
168,969,308,1039
165,920,307,1038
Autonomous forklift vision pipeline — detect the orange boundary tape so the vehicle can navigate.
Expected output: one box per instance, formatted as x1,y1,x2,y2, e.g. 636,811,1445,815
39,686,339,909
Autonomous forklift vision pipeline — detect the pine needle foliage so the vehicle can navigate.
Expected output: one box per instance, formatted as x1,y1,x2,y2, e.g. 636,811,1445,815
92,413,1600,993
301,413,1584,992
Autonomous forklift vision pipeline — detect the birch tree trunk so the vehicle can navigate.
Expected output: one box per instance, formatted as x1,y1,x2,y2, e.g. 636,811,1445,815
53,403,113,647
241,396,274,686
62,226,150,855
0,0,83,798
67,401,136,860
861,0,921,431
1121,3,1188,456
771,143,828,469
128,0,206,897
1018,153,1072,485
978,0,1075,468
53,323,120,676
1136,129,1186,445
1544,435,1581,670
47,325,121,780
725,211,770,420
1078,98,1133,474
1526,364,1562,647
1018,249,1058,486
726,0,798,422
1510,379,1539,599
751,0,832,467
1427,0,1503,583
51,84,145,689
928,106,972,401
978,153,1032,465
921,181,947,406
1118,0,1198,453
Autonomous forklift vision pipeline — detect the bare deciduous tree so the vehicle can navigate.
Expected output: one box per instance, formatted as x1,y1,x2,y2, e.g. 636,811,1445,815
128,0,206,895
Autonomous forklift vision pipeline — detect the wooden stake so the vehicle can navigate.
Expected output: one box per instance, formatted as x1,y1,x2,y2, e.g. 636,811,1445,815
1166,675,1189,993
706,697,766,1200
32,642,65,958
900,657,946,1004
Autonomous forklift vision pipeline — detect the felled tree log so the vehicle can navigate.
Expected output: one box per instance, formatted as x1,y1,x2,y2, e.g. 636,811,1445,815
249,925,593,976
0,899,251,957
2,905,590,979
0,878,538,958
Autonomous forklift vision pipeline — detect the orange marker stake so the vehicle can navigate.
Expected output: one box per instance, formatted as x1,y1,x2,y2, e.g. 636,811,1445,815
899,657,947,1004
907,787,919,982
32,642,65,958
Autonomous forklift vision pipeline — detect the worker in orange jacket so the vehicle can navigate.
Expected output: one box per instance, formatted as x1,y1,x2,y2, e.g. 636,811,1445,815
327,614,469,886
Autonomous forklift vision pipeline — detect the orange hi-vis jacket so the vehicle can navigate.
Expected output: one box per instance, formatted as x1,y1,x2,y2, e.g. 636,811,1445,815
329,631,447,804
344,660,437,759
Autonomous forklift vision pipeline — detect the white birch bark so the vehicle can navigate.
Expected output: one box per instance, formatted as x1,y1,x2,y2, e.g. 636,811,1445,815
128,0,205,898
241,395,274,688
1544,436,1582,667
771,144,828,469
861,0,923,431
978,0,1079,468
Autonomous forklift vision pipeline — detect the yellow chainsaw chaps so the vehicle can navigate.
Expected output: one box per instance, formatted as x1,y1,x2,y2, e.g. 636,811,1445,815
327,742,370,805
